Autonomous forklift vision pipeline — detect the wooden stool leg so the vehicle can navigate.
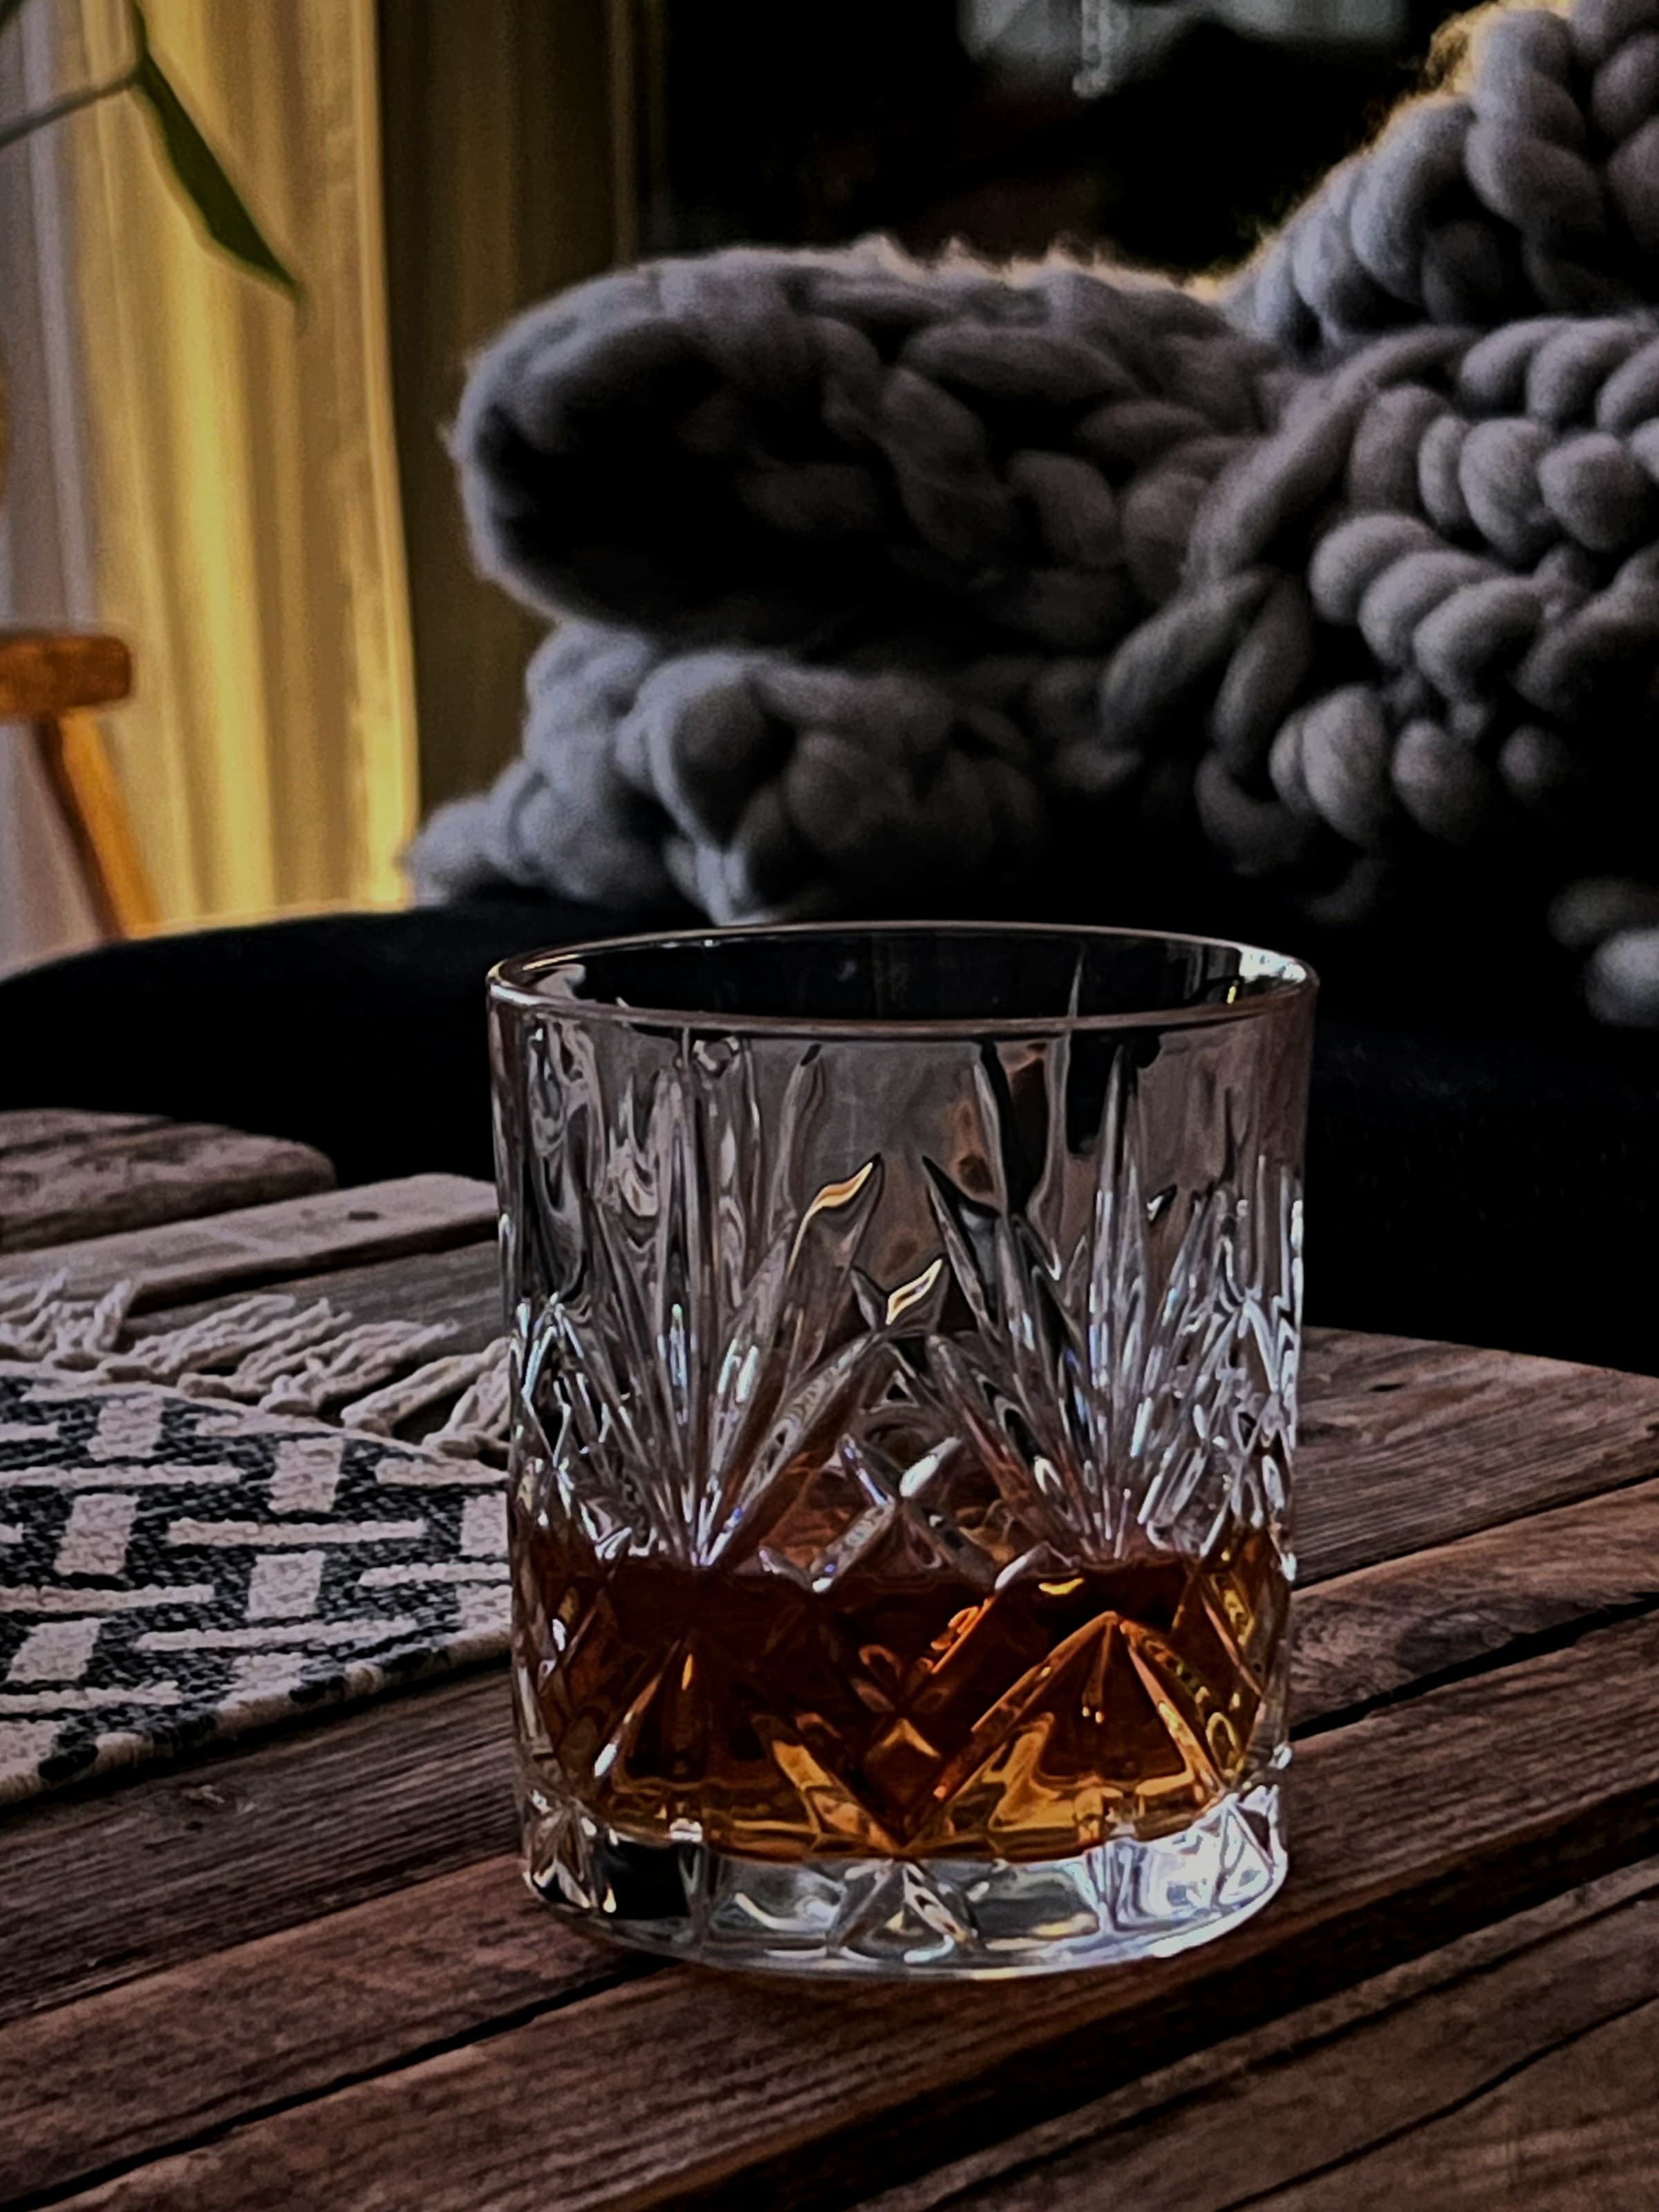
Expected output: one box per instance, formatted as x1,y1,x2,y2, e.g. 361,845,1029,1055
31,711,159,939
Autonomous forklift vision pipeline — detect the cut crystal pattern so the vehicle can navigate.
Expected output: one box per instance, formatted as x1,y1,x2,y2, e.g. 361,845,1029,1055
519,1777,1287,1978
492,930,1310,1974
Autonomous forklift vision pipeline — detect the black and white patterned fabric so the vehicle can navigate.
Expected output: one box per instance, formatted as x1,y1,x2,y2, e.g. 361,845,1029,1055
0,1365,507,1803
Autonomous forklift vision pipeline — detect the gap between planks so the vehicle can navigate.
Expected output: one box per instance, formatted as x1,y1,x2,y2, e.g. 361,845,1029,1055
0,1112,335,1255
2,1185,1658,2203
14,1606,1659,2212
8,1485,1659,2207
24,1866,1659,2212
129,1239,506,1359
123,1247,1659,1588
0,1175,497,1304
15,1170,1659,1582
1294,1328,1659,1580
3,1349,1658,2035
852,1855,1659,2212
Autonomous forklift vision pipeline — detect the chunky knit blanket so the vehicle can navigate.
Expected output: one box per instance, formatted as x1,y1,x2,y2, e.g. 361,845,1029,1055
409,0,1659,1024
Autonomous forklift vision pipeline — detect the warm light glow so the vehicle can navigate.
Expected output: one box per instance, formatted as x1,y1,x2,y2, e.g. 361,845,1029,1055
62,0,418,926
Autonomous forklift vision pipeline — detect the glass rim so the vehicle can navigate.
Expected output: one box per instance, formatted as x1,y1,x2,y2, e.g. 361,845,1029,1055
487,919,1318,1040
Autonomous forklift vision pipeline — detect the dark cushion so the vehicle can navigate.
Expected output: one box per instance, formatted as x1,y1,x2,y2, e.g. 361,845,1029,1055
1,897,1653,1375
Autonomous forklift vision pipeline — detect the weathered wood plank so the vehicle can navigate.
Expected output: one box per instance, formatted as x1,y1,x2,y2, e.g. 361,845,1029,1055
1296,1328,1659,1581
122,1297,1659,1587
120,1273,1659,1591
0,1175,496,1304
133,1238,503,1357
7,1360,1659,2041
1291,1470,1659,1728
1259,2007,1659,2211
33,1612,1659,2212
30,1857,1653,2212
36,1863,1659,2212
1253,2007,1659,2210
0,1857,637,2204
3,1130,1651,2206
0,1112,335,1253
855,1857,1659,2211
0,1671,517,2032
0,1111,160,1154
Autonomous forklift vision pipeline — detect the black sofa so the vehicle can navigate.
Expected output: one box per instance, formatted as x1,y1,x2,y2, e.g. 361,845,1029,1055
1,894,1653,1377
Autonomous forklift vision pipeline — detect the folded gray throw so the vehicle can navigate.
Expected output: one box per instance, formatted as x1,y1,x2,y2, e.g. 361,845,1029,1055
410,0,1659,1023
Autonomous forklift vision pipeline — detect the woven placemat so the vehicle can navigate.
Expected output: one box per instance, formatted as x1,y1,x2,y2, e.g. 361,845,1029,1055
0,1282,512,1805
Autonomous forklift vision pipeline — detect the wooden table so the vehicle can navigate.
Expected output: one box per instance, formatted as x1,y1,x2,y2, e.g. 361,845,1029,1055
4,1145,1659,2208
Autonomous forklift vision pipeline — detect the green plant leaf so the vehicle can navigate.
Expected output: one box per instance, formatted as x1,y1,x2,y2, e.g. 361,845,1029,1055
126,1,298,299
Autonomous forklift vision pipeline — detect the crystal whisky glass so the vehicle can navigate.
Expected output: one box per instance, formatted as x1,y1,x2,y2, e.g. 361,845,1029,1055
490,923,1315,1977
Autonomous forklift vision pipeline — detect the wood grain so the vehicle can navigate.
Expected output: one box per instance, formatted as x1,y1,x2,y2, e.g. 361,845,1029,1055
856,1857,1659,2211
1295,1328,1659,1580
5,1466,1637,2194
6,1343,1658,2039
24,1610,1659,2212
126,1288,1659,1582
3,1168,1656,2212
1250,2000,1659,2209
0,1671,517,2032
133,1238,503,1357
1291,1470,1659,1728
1253,2007,1659,2210
0,1858,639,2204
129,1268,1659,1585
0,1112,335,1253
0,1174,496,1304
0,1112,160,1153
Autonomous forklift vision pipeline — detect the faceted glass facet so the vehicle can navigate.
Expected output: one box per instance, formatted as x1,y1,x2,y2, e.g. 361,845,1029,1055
490,924,1315,1977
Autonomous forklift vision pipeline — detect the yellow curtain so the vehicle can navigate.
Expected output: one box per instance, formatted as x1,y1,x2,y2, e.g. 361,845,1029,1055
60,0,418,923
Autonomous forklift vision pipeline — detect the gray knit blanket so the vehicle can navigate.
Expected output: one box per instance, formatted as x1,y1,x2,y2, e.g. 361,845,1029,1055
409,0,1659,1024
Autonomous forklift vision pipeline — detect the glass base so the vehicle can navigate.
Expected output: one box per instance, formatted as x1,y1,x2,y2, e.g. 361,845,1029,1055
521,1779,1286,1980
